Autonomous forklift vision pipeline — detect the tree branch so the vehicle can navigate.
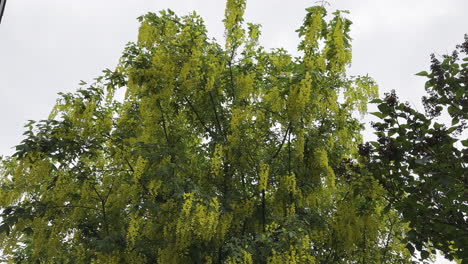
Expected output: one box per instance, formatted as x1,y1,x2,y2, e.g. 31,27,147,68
269,123,291,162
184,96,216,139
209,90,227,141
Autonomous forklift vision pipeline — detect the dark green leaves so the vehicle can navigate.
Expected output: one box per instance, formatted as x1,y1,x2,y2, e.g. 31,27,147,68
420,250,430,260
405,243,415,255
415,71,429,76
366,35,468,262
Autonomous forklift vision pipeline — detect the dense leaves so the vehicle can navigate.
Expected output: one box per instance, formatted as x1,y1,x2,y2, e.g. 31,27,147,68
367,35,468,262
0,1,416,263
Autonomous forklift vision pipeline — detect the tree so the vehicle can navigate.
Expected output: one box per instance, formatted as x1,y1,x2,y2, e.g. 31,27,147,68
0,1,412,263
366,35,468,262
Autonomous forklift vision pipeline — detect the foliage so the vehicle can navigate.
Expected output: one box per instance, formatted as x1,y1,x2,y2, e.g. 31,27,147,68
0,1,413,263
366,35,468,263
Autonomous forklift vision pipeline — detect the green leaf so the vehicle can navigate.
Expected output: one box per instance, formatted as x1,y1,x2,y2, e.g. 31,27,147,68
369,98,382,104
377,104,389,114
448,106,457,115
370,112,384,119
425,81,432,89
461,139,468,147
0,224,10,236
447,126,457,133
415,71,429,77
406,243,415,255
370,141,379,148
421,250,430,260
388,129,397,137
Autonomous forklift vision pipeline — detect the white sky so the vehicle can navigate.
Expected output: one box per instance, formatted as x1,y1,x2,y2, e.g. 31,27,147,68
0,1,466,262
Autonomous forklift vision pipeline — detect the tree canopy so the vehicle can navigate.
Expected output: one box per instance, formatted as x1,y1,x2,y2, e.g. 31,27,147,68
366,35,468,262
0,1,464,263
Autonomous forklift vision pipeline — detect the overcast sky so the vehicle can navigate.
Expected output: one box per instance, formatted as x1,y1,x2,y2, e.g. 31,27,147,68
0,1,466,262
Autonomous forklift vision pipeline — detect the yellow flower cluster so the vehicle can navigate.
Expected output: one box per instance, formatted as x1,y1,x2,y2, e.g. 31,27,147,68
224,0,246,50
236,73,255,100
226,250,253,264
268,245,315,264
133,156,148,182
287,73,312,122
176,193,220,248
211,144,224,178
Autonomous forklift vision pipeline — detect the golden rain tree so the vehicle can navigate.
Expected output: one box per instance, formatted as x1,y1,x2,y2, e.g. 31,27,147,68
0,1,414,263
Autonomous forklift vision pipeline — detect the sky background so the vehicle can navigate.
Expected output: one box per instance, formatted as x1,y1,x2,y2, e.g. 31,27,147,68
0,1,466,262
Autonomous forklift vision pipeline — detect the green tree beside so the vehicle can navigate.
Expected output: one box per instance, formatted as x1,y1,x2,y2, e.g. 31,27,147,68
366,35,468,262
